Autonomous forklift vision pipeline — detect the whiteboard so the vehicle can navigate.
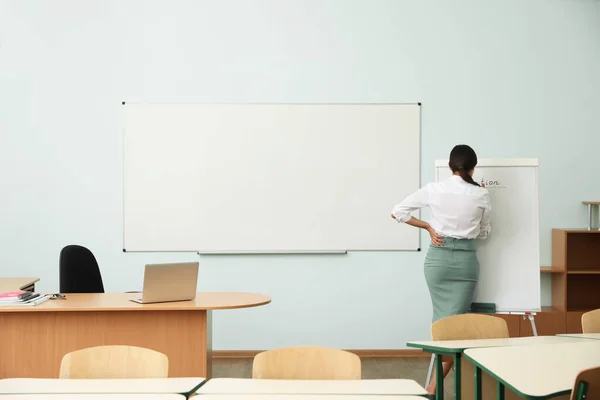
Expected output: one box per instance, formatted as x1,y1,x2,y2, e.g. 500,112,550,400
435,159,541,313
123,103,421,253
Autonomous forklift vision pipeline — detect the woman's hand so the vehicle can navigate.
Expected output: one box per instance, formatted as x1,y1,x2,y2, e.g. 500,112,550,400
402,217,445,246
427,226,445,246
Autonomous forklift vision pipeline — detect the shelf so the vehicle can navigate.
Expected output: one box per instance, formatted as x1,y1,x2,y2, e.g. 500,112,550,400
551,229,600,327
556,229,600,234
540,267,565,274
541,306,563,313
567,274,600,311
567,270,600,275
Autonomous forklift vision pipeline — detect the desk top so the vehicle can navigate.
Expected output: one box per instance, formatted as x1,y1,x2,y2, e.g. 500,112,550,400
196,378,427,395
464,341,600,398
557,333,600,340
0,277,40,292
0,395,185,400
0,292,270,312
0,378,204,395
407,335,585,353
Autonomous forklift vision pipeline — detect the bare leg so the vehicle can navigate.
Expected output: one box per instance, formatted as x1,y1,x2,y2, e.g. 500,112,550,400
426,358,454,394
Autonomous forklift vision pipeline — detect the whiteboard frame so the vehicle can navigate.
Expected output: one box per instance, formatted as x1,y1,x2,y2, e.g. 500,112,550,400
435,158,539,168
434,158,541,313
122,101,423,254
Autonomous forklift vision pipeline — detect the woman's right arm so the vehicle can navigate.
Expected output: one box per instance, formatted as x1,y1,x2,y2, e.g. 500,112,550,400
391,185,430,223
391,184,445,246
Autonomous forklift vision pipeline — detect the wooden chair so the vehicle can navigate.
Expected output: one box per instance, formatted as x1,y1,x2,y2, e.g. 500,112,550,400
252,345,361,380
430,314,518,400
59,345,168,379
582,309,600,333
570,366,600,400
431,313,509,341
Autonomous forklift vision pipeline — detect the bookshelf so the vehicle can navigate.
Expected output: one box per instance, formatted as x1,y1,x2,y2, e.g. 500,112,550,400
549,229,600,333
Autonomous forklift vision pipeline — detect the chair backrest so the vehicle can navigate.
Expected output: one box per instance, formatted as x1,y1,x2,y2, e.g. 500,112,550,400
570,366,600,400
432,314,512,400
59,245,105,293
252,346,361,380
582,309,600,333
59,345,168,379
431,313,509,340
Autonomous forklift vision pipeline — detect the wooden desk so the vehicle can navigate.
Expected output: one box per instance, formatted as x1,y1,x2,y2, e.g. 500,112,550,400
407,336,585,400
0,277,39,293
0,378,204,396
0,293,270,379
0,395,185,400
195,378,427,396
464,342,600,399
557,333,600,340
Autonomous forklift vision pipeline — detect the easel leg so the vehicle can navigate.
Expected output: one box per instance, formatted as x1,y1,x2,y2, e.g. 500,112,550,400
425,354,434,388
528,314,538,336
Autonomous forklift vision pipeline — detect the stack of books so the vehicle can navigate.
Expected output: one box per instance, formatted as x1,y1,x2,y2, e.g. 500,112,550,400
0,290,49,306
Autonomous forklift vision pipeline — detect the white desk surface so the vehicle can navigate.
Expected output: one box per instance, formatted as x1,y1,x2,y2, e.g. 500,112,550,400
557,333,600,340
464,341,600,398
0,395,184,400
0,378,205,395
195,378,426,395
192,396,426,400
407,335,585,353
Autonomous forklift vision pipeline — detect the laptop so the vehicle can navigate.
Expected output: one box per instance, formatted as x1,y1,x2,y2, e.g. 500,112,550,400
130,262,199,304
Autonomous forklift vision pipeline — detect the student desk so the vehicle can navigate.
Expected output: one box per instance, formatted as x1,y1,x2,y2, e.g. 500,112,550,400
407,336,584,400
464,342,600,399
0,277,39,293
0,395,185,400
557,333,600,340
0,293,270,379
195,378,427,396
0,378,204,397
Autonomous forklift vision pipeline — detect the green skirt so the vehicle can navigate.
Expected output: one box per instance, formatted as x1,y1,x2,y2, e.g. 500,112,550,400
424,237,480,323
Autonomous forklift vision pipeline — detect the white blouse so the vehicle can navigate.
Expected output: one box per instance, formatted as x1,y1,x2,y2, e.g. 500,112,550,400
391,175,492,239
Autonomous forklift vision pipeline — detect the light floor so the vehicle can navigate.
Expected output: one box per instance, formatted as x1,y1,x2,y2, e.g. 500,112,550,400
213,356,455,398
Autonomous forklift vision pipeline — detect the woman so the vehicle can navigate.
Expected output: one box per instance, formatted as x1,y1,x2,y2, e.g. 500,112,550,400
391,144,491,393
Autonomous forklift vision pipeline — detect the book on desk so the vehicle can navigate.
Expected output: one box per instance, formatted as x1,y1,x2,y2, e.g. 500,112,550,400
0,291,50,306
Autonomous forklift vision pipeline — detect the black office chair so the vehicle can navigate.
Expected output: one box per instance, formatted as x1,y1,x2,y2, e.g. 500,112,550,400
59,245,105,293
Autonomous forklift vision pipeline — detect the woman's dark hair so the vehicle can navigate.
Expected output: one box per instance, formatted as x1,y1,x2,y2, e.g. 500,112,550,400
449,144,480,186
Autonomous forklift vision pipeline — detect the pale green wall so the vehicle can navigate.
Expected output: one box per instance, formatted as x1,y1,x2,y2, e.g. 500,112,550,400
0,0,598,349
